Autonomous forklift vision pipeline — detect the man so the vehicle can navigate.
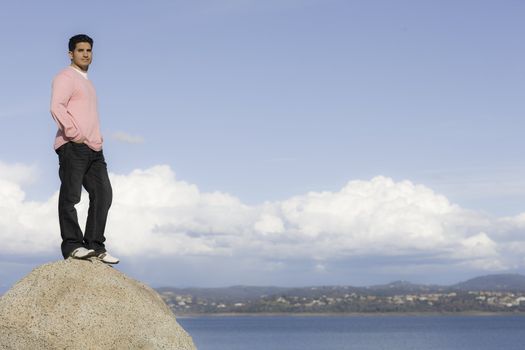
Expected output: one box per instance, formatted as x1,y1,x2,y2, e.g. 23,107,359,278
50,34,119,264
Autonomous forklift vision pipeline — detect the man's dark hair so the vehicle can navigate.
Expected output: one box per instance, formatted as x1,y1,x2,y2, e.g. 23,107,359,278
68,34,93,52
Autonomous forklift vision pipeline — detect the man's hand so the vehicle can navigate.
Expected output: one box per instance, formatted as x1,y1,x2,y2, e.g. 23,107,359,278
72,137,86,144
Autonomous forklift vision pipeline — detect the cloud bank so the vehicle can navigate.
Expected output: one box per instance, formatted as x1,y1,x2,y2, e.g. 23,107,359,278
112,131,145,144
1,161,525,286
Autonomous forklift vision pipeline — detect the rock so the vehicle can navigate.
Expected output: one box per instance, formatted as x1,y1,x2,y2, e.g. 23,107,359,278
0,259,196,350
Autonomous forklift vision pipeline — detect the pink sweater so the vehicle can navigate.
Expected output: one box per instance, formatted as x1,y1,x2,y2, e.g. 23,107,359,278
50,67,103,151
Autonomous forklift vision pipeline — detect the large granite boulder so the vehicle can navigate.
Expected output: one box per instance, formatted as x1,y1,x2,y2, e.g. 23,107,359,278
0,259,196,350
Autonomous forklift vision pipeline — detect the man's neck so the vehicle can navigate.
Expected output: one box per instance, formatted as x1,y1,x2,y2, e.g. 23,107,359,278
70,63,89,73
69,65,89,79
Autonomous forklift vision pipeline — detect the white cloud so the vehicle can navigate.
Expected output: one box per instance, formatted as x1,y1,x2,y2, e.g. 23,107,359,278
0,161,38,185
2,162,525,284
112,131,145,144
254,213,285,235
0,178,59,254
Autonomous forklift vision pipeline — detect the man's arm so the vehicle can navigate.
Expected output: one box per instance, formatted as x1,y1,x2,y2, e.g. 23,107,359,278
50,74,84,142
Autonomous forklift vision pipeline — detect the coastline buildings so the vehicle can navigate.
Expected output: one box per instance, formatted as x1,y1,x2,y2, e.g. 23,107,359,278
159,288,525,315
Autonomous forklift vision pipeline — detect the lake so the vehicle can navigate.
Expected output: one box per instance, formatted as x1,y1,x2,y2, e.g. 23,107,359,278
177,315,525,350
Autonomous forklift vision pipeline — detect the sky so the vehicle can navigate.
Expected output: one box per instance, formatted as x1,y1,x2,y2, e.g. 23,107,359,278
1,0,525,293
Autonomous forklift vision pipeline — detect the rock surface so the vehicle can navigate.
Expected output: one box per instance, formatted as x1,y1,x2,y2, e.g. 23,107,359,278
0,259,196,350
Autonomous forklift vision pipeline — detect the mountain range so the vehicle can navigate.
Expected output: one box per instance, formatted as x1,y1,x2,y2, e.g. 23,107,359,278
157,273,525,300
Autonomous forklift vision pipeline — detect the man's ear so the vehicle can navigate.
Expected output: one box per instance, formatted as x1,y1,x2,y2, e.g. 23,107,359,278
68,51,73,60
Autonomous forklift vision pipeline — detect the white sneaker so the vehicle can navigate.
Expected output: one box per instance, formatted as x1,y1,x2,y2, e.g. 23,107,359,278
70,247,97,259
97,252,119,264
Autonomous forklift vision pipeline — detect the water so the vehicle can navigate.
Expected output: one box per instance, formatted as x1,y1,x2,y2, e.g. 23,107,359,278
178,315,525,350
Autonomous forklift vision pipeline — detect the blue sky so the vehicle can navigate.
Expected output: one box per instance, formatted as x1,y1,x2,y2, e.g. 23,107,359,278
1,0,525,293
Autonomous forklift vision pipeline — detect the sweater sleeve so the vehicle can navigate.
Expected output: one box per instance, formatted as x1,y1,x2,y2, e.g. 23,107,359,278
50,74,83,141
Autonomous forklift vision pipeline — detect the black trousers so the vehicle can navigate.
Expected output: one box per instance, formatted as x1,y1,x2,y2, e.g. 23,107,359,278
57,142,112,258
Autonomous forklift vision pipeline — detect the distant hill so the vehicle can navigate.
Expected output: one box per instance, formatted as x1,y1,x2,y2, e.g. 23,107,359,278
365,280,447,296
157,274,525,315
452,274,525,292
156,286,292,302
157,274,525,300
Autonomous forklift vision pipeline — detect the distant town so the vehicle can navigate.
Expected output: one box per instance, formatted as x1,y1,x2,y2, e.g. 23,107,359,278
157,274,525,315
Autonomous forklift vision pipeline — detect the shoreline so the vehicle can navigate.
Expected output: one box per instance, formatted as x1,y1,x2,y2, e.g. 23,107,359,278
176,311,525,318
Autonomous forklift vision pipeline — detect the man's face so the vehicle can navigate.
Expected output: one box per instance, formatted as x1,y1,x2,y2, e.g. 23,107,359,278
69,42,92,71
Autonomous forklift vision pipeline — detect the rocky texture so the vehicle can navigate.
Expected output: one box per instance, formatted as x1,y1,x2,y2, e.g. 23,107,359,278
0,259,196,350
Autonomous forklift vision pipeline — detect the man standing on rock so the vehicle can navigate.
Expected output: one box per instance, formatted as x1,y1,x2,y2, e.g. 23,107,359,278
50,34,119,264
